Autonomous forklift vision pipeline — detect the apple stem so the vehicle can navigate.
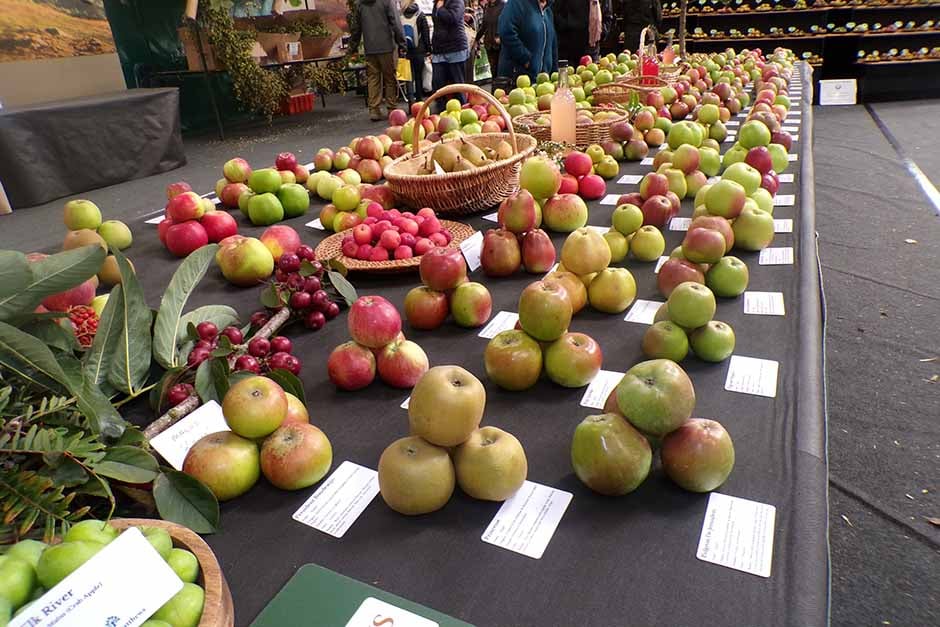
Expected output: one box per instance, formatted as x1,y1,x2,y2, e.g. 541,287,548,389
143,306,292,439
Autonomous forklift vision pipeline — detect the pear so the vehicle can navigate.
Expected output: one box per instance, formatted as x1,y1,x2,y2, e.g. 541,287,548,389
458,139,488,167
496,140,513,160
452,156,477,172
482,146,497,160
431,142,460,172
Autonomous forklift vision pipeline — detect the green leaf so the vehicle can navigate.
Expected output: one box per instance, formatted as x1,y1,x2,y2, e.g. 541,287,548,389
266,369,306,404
0,251,33,300
210,335,234,358
152,245,220,369
152,470,220,534
0,320,72,394
107,251,152,395
210,358,231,398
178,305,239,346
194,360,218,404
0,246,105,322
20,318,79,353
259,284,281,309
52,458,89,487
59,355,126,438
328,270,358,307
299,259,317,277
327,258,348,276
83,285,125,386
93,446,159,484
149,367,187,413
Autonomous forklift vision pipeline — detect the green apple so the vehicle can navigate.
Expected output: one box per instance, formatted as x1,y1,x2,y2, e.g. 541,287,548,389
248,168,282,194
167,548,200,584
0,555,35,610
661,418,735,492
768,143,789,173
751,187,774,214
91,294,109,316
454,426,528,501
706,256,749,297
97,220,133,251
140,526,173,560
141,621,174,627
331,184,360,212
316,174,344,201
721,144,748,170
732,206,775,251
151,582,204,627
663,168,688,199
630,225,666,261
585,144,606,164
571,413,652,495
722,162,761,196
694,183,712,208
237,189,255,215
666,281,716,329
698,103,720,125
484,330,543,391
277,183,310,218
518,280,572,342
587,267,636,313
595,155,619,179
615,359,696,437
63,199,102,230
603,230,629,263
36,541,104,589
738,120,772,148
544,332,603,387
705,179,746,219
611,203,643,236
6,540,46,570
64,519,118,545
642,321,689,361
690,320,735,362
247,193,285,226
560,227,610,275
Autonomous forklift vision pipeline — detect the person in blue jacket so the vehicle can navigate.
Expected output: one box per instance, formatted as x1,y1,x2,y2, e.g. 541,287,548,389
496,0,558,81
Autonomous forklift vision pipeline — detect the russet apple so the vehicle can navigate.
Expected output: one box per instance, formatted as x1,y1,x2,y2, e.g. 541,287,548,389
182,431,260,501
409,366,485,447
571,413,652,495
616,359,695,437
261,423,332,490
327,341,376,390
518,280,572,342
661,418,735,492
560,228,611,275
404,286,449,330
450,282,492,328
377,339,429,388
484,330,543,391
544,332,602,387
378,436,455,515
588,267,636,313
481,229,522,277
454,426,527,501
521,228,556,273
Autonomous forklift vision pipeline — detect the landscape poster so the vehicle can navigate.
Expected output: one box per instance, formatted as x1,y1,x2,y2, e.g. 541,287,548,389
0,0,116,63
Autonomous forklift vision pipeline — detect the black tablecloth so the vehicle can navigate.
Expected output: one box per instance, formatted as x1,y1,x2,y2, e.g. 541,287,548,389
124,63,827,626
0,88,185,208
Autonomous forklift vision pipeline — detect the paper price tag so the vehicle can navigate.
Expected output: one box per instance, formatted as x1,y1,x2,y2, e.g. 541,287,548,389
706,176,720,185
724,135,736,143
145,216,164,225
697,493,776,578
482,211,499,222
624,299,663,324
304,161,315,170
600,194,620,206
306,218,325,230
773,219,793,233
654,256,669,273
724,355,779,398
782,125,799,133
788,153,799,162
743,291,785,316
587,225,610,235
293,462,380,538
150,400,230,470
580,370,624,409
400,396,410,409
478,310,519,339
773,194,795,207
481,481,572,559
758,247,794,265
617,174,643,185
669,217,691,231
789,110,802,117
10,528,182,627
459,230,484,272
641,157,654,165
792,135,800,142
726,120,740,127
211,197,221,205
778,173,794,183
346,597,439,627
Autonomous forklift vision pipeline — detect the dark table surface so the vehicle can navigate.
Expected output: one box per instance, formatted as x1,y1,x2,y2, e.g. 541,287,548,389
125,63,827,627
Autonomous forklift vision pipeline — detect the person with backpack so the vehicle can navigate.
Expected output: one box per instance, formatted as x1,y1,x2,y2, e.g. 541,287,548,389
401,0,431,101
347,0,406,120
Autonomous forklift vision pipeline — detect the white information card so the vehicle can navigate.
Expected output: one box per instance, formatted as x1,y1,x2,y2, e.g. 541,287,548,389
773,219,794,233
481,481,572,559
345,597,439,627
150,400,230,470
617,174,643,185
654,256,669,273
759,247,794,266
579,370,624,409
293,461,380,538
624,299,663,324
305,218,325,230
724,355,780,398
477,310,519,339
697,492,776,578
743,291,786,316
599,194,620,206
669,217,691,231
459,230,484,272
773,194,796,207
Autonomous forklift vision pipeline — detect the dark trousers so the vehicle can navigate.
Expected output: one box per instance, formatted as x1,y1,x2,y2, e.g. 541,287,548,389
432,60,467,111
487,47,500,79
409,57,425,101
558,36,587,67
623,27,644,54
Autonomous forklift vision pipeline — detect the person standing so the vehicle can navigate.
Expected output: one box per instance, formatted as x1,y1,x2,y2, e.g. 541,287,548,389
348,0,406,120
401,0,431,101
497,0,558,81
476,0,506,79
553,0,589,66
431,0,470,109
621,0,661,52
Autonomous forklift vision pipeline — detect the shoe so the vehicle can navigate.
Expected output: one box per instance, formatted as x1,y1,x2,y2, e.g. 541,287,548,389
369,109,382,121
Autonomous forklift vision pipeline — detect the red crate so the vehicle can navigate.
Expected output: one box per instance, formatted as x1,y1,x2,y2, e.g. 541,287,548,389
280,93,314,116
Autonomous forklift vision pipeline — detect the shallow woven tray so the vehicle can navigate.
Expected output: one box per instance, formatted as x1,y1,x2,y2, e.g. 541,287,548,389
314,219,475,273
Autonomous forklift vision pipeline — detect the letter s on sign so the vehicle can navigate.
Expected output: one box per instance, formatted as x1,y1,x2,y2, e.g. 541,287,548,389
373,616,395,626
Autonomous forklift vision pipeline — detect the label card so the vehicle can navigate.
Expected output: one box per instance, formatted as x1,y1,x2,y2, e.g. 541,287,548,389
481,481,572,559
150,400,230,470
792,135,800,142
697,493,776,578
304,161,315,171
478,310,519,339
459,230,484,272
819,78,857,106
778,173,794,183
482,211,498,222
773,194,795,207
617,174,643,185
10,528,182,627
726,120,740,127
743,291,785,316
543,262,559,277
579,370,624,409
293,461,380,539
145,215,164,225
724,355,779,398
787,153,799,162
400,396,410,409
724,135,737,143
669,217,691,231
773,219,793,233
306,218,325,230
782,125,799,133
654,256,669,273
345,597,439,627
624,299,663,324
641,157,654,165
759,247,794,265
600,194,620,206
788,110,802,118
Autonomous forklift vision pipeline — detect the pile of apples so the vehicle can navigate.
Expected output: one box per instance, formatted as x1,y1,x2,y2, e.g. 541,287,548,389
480,189,556,277
573,359,735,495
644,281,736,364
59,198,134,287
378,365,528,514
159,184,238,258
212,224,305,288
327,295,431,391
214,152,309,212
309,176,397,233
224,156,311,226
516,156,597,231
405,248,493,330
183,376,332,498
338,206,452,262
311,135,394,183
607,203,667,263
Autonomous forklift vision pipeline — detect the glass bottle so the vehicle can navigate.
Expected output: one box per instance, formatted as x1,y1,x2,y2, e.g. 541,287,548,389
551,62,577,145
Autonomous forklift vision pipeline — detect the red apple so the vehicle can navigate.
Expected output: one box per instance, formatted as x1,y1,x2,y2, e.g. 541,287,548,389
220,183,249,207
327,341,376,390
347,295,402,348
745,146,773,175
377,339,430,388
361,184,396,209
275,152,298,171
182,432,259,501
481,229,522,277
260,225,301,259
690,215,734,252
657,258,705,298
641,195,676,227
497,189,540,234
578,174,606,200
661,418,735,492
564,151,593,178
419,247,467,291
200,211,238,243
559,173,579,195
450,282,492,328
166,192,205,222
260,423,332,490
166,181,192,200
639,172,670,200
404,286,449,330
165,220,208,257
223,157,252,183
521,228,556,273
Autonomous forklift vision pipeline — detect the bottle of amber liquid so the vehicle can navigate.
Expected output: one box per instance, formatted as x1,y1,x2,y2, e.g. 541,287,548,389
551,61,576,145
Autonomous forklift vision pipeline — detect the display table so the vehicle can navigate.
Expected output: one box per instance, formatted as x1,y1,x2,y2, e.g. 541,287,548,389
123,63,827,626
0,88,185,209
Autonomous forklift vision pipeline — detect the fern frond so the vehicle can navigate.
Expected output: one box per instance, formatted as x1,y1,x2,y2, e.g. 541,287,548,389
0,469,88,543
0,424,106,463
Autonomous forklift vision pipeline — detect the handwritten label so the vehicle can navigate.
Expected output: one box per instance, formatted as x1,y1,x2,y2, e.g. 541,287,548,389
306,218,325,230
580,370,624,409
773,219,793,233
600,194,621,206
150,400,230,470
759,247,794,265
724,355,779,398
778,173,794,183
481,481,572,559
697,493,776,578
478,311,519,339
669,217,691,231
773,194,795,207
459,230,484,272
617,174,643,185
624,299,663,324
345,597,438,627
293,462,380,538
743,291,785,316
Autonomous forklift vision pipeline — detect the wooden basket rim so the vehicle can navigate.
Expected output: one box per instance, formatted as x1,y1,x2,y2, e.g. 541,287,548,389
383,132,537,183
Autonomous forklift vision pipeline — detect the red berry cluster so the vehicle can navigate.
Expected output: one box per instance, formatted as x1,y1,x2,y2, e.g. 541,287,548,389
68,305,99,348
255,244,340,332
234,335,300,375
187,321,244,367
166,382,195,407
340,207,452,262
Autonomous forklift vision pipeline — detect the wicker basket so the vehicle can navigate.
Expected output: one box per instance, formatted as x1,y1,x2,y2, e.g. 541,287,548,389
592,75,669,105
314,220,475,274
383,84,537,216
512,107,629,148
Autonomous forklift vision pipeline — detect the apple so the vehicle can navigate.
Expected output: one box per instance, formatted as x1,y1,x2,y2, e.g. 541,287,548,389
690,320,735,362
585,144,605,164
594,155,619,179
751,186,774,214
347,295,402,348
519,156,562,199
560,228,611,275
699,147,721,176
609,120,634,142
546,270,587,313
706,255,749,297
484,330,543,391
745,146,773,175
404,286,449,330
722,162,762,196
559,173,580,195
544,332,602,387
151,582,204,627
248,167,282,194
165,220,209,257
521,229,556,273
666,281,716,329
732,206,775,251
376,339,430,388
671,144,700,174
641,195,676,227
450,282,492,328
624,139,649,161
663,168,688,199
690,215,734,253
166,548,199,584
642,321,689,361
222,375,287,438
166,192,205,223
166,181,192,200
587,267,636,313
661,418,735,492
571,413,652,495
223,157,252,182
615,359,695,437
604,230,629,263
684,170,708,197
739,120,772,148
611,203,643,236
454,426,527,501
182,431,260,501
578,174,607,201
481,229,522,277
653,149,674,171
140,526,173,560
378,436,455,515
215,235,274,286
64,519,118,545
518,280,572,342
630,225,666,262
704,179,746,219
260,423,332,490
328,341,376,390
497,189,540,233
5,539,46,570
564,151,593,177
259,224,301,259
282,392,310,425
682,227,726,264
542,194,589,232
657,257,705,298
419,247,467,291
0,555,35,609
36,541,103,590
409,366,485,446
639,172,669,199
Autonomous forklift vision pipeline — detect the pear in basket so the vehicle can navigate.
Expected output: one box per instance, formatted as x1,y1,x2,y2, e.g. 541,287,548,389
496,141,513,161
453,156,477,172
458,139,489,167
432,143,460,172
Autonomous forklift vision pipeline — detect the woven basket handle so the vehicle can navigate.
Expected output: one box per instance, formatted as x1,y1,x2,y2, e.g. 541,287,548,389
411,83,519,158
